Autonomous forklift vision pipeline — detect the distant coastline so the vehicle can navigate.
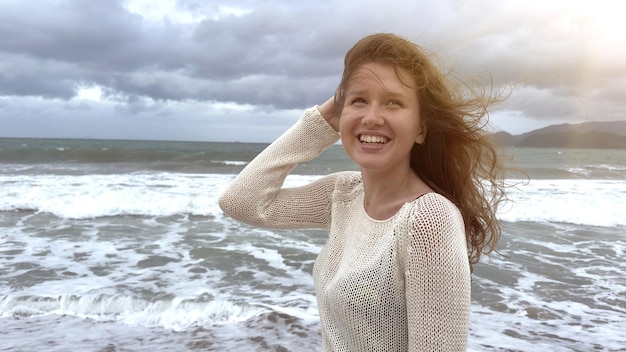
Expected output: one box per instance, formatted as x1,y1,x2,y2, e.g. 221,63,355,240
492,120,626,149
2,120,626,149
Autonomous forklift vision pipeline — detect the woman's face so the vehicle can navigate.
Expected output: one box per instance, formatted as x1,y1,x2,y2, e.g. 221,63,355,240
339,62,426,173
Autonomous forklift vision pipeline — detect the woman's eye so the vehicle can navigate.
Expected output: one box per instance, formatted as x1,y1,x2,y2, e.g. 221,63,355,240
351,97,366,105
386,100,399,106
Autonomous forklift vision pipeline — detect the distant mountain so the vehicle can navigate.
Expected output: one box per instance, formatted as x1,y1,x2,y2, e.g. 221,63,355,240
492,121,626,149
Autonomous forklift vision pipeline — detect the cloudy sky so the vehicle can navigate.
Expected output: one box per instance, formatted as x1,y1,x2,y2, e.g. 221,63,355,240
0,0,624,142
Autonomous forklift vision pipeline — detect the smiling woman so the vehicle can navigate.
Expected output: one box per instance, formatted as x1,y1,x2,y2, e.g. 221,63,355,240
219,33,509,351
338,63,425,182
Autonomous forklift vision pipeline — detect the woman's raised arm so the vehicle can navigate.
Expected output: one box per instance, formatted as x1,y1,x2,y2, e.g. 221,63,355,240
218,106,341,230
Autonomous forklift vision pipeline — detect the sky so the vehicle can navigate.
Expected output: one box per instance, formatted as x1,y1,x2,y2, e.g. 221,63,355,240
0,0,624,142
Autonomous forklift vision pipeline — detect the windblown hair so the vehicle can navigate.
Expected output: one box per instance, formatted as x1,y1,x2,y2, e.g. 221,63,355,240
335,33,508,269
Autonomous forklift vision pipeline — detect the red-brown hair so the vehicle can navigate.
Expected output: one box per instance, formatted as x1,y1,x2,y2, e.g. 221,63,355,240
336,33,508,268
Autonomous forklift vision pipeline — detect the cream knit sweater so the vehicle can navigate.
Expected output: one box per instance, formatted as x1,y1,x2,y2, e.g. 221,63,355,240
219,107,471,351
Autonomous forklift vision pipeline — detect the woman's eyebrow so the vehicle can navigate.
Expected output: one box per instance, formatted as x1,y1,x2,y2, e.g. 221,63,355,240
344,89,366,96
345,89,408,98
385,91,410,99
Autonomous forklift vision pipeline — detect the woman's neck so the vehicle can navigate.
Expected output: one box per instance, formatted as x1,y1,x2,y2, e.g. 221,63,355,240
361,166,431,220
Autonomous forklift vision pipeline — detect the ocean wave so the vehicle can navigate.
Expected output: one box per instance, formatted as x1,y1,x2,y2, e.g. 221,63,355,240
0,173,624,227
0,294,265,331
499,179,626,227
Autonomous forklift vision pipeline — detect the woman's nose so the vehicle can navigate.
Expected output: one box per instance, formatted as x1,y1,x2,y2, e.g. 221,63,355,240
361,105,384,126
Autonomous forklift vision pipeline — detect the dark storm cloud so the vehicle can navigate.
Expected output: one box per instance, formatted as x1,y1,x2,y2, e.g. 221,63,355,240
0,53,76,99
1,1,144,68
0,0,194,102
0,0,353,109
0,0,625,141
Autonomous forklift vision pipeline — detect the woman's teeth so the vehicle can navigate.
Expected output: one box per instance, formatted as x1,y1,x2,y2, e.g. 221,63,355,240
360,135,387,144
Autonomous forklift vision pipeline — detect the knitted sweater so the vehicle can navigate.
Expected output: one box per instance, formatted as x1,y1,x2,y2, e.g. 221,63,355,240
218,106,471,351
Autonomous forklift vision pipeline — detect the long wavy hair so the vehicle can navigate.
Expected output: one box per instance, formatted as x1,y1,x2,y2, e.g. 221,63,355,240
335,33,508,269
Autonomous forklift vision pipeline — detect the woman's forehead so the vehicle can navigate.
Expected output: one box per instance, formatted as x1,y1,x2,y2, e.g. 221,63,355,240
346,63,416,93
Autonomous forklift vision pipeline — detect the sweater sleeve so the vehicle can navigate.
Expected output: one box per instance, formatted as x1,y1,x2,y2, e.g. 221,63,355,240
400,193,471,351
218,106,341,230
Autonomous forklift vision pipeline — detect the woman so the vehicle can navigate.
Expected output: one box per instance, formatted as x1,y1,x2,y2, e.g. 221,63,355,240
219,33,506,351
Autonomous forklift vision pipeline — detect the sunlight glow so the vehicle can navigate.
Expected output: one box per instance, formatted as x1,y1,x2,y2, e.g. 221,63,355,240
209,101,255,112
575,1,624,40
75,85,103,101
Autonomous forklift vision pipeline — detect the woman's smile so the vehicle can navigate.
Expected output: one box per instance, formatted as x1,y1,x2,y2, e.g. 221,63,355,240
339,62,425,172
359,134,388,144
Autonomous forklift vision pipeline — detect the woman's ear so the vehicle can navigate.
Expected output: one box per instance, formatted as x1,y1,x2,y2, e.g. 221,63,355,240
415,123,427,145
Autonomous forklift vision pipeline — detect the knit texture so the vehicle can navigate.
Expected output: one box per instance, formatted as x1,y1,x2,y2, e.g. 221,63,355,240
219,106,471,351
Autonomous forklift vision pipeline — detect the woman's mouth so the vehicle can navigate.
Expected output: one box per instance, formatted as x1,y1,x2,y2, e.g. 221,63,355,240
359,134,389,144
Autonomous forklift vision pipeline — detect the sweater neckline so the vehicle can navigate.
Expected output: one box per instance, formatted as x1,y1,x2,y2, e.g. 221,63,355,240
359,191,433,223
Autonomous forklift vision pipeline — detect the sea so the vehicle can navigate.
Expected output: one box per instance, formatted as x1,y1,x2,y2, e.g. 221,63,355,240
0,137,624,352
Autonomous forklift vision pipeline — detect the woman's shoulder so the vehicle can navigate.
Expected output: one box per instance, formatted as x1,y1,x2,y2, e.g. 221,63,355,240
403,192,465,232
410,192,459,213
397,192,468,259
325,171,363,202
334,170,362,184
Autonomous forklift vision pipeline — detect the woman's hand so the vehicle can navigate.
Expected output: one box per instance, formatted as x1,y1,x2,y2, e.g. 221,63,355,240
318,96,341,132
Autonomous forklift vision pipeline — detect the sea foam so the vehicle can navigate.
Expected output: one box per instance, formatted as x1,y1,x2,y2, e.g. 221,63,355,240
1,173,624,227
